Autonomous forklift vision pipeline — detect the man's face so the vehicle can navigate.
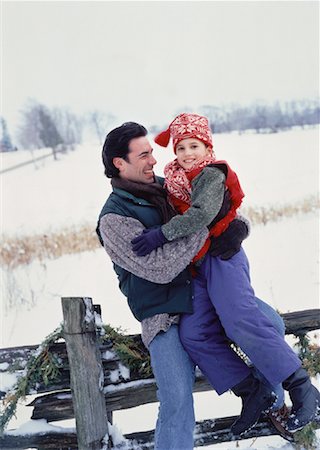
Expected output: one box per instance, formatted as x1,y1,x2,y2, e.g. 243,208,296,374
114,136,157,184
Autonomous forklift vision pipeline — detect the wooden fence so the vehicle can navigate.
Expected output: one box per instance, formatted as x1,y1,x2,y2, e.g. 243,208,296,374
0,297,319,449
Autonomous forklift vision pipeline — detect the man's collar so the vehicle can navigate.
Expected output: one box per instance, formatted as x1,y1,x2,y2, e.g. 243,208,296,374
112,187,153,206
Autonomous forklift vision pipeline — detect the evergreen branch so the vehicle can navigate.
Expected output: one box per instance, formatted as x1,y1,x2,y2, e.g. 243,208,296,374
0,325,64,434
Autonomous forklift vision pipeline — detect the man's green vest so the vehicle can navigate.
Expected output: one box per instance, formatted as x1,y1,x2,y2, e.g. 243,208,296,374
98,182,193,321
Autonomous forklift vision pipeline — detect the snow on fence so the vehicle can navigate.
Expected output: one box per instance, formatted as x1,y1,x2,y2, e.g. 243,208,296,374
0,297,319,449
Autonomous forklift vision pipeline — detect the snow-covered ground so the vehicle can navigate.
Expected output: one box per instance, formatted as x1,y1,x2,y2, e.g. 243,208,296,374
1,127,319,449
1,127,319,236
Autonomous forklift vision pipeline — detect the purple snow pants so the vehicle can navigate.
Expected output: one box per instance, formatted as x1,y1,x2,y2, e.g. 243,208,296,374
179,248,301,395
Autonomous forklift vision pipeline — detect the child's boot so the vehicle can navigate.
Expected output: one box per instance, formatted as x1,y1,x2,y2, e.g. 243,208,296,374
231,373,277,436
283,367,320,432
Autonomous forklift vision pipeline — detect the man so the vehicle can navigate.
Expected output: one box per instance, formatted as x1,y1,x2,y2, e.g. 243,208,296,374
96,122,286,449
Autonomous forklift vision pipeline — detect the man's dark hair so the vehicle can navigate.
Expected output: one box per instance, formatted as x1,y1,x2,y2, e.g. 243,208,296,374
102,122,148,178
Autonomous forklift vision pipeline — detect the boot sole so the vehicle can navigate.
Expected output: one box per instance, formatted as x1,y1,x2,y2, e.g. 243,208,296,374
286,422,312,433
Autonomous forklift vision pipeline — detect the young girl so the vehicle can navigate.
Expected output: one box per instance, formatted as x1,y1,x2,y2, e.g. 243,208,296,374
132,113,320,435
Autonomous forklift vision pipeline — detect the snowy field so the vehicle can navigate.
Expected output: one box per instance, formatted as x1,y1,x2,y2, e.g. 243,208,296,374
1,127,319,449
2,127,319,236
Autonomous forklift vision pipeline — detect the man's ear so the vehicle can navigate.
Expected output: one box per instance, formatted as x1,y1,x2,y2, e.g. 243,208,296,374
113,157,124,171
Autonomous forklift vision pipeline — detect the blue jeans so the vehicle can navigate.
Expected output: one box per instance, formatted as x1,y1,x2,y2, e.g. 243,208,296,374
149,324,195,450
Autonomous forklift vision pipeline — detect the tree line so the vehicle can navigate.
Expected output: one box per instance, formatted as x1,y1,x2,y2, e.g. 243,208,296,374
0,99,115,155
199,99,319,134
150,99,320,135
1,98,319,154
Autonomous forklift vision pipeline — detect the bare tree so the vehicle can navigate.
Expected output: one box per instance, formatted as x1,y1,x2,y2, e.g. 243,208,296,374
87,110,115,144
268,102,285,132
0,117,15,152
17,99,43,150
52,107,83,151
38,106,63,160
251,103,269,133
17,99,64,160
199,105,233,133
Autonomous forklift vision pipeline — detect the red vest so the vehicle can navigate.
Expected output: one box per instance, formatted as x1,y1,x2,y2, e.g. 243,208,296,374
168,160,245,263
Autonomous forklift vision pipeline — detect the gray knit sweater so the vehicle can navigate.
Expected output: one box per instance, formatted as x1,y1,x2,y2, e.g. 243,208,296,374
99,214,208,284
162,166,226,240
99,213,208,348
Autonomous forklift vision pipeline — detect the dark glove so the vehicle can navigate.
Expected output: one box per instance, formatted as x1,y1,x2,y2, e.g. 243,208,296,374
208,190,231,228
131,227,168,256
210,218,249,260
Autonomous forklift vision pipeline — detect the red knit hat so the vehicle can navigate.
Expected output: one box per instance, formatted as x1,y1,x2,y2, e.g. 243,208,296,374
155,113,213,152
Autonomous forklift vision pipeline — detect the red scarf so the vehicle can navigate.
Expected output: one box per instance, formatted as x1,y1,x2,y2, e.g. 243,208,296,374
164,157,244,263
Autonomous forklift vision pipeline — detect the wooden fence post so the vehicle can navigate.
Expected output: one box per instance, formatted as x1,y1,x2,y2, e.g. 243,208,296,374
61,297,109,450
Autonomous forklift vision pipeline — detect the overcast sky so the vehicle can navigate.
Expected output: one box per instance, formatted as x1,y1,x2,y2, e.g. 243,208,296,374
2,1,319,131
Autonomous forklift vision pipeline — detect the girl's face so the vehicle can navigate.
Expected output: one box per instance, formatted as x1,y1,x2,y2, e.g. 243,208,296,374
175,138,211,170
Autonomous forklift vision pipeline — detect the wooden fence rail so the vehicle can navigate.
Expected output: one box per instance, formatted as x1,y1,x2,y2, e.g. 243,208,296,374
0,298,319,449
0,416,287,450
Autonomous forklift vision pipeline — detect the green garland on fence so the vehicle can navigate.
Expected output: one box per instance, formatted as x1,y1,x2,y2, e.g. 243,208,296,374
0,323,151,434
291,333,320,449
295,333,320,377
101,324,152,378
293,423,319,450
1,322,319,443
0,325,64,434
